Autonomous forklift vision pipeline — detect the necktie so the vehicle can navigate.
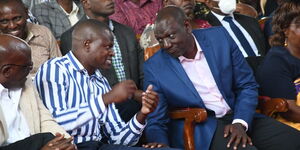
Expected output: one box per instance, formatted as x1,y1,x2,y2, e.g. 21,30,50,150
223,16,256,57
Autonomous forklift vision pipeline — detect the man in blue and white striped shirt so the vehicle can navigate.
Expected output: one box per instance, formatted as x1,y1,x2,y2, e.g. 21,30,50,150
34,19,169,150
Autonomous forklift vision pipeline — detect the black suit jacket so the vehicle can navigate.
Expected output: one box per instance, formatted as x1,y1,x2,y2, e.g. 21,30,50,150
60,17,144,89
203,12,267,56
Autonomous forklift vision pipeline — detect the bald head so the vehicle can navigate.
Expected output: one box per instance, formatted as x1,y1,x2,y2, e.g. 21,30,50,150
71,19,112,51
0,34,31,64
155,6,188,28
0,34,32,89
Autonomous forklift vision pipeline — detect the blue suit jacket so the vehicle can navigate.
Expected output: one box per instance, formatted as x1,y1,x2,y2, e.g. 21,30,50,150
144,27,259,150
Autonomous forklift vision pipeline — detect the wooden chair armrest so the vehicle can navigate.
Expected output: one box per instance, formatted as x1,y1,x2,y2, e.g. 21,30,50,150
258,96,289,117
169,108,207,150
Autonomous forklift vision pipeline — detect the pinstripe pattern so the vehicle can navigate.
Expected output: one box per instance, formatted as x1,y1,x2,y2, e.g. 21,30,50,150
34,52,144,145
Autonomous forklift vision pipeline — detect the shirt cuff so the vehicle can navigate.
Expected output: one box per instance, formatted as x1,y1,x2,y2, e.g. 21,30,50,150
129,114,146,135
232,119,248,131
89,95,107,118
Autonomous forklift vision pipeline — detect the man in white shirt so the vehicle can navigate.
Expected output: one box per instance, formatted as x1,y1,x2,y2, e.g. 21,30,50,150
0,34,75,150
32,0,84,39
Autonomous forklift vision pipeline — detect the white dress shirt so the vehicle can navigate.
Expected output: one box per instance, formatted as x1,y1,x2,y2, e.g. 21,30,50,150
0,84,30,144
212,11,259,57
60,2,80,26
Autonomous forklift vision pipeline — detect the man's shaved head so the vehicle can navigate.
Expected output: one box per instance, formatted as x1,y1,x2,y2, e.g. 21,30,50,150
0,34,30,64
71,19,114,75
155,6,188,28
0,34,32,89
72,19,112,51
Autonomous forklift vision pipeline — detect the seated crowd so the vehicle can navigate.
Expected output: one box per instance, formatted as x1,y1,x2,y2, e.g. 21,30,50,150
1,0,300,150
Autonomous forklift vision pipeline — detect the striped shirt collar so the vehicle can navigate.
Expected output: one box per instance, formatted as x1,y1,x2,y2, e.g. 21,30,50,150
66,51,103,78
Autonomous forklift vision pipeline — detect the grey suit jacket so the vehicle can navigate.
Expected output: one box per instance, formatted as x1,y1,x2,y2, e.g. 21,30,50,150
203,12,267,56
60,17,144,89
0,79,68,145
32,1,84,39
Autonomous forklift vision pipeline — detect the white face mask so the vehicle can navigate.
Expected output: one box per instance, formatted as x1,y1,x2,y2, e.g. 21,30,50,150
215,0,236,15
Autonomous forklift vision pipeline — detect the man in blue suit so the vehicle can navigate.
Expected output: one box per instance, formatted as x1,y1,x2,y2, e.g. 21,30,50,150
144,6,300,150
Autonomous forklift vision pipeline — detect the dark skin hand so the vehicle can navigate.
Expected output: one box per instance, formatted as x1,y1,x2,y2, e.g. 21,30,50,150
103,81,159,124
142,143,169,148
102,80,137,105
133,90,143,103
41,133,77,150
136,85,159,124
224,123,253,150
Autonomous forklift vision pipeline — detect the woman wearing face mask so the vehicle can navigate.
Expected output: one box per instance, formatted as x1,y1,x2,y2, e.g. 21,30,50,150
256,1,300,130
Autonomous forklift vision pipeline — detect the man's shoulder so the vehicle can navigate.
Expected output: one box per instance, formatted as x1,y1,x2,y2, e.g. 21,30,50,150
61,17,86,38
33,1,58,13
234,13,258,23
27,22,53,36
145,50,165,65
40,56,69,70
192,26,229,39
112,20,135,34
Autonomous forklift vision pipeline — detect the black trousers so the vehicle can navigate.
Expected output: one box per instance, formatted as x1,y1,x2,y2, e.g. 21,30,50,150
76,141,180,150
0,133,54,150
210,115,300,150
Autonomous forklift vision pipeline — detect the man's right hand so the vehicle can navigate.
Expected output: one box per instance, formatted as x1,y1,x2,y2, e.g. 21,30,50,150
103,80,137,105
41,133,76,150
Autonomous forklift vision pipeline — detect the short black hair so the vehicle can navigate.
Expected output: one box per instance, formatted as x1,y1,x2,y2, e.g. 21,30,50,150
155,6,187,27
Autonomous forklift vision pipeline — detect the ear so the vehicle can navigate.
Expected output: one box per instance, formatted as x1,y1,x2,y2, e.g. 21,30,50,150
83,40,91,52
0,65,12,78
184,20,192,33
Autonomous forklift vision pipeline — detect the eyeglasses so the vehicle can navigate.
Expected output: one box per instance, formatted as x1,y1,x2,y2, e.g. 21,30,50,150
0,63,33,71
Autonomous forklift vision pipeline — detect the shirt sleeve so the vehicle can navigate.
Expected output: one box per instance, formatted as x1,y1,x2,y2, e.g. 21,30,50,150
34,61,106,131
101,103,145,146
42,23,62,57
232,119,248,131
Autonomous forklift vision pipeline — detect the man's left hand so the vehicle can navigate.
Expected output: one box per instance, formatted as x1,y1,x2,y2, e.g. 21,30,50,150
224,123,253,150
140,85,159,115
136,85,159,124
